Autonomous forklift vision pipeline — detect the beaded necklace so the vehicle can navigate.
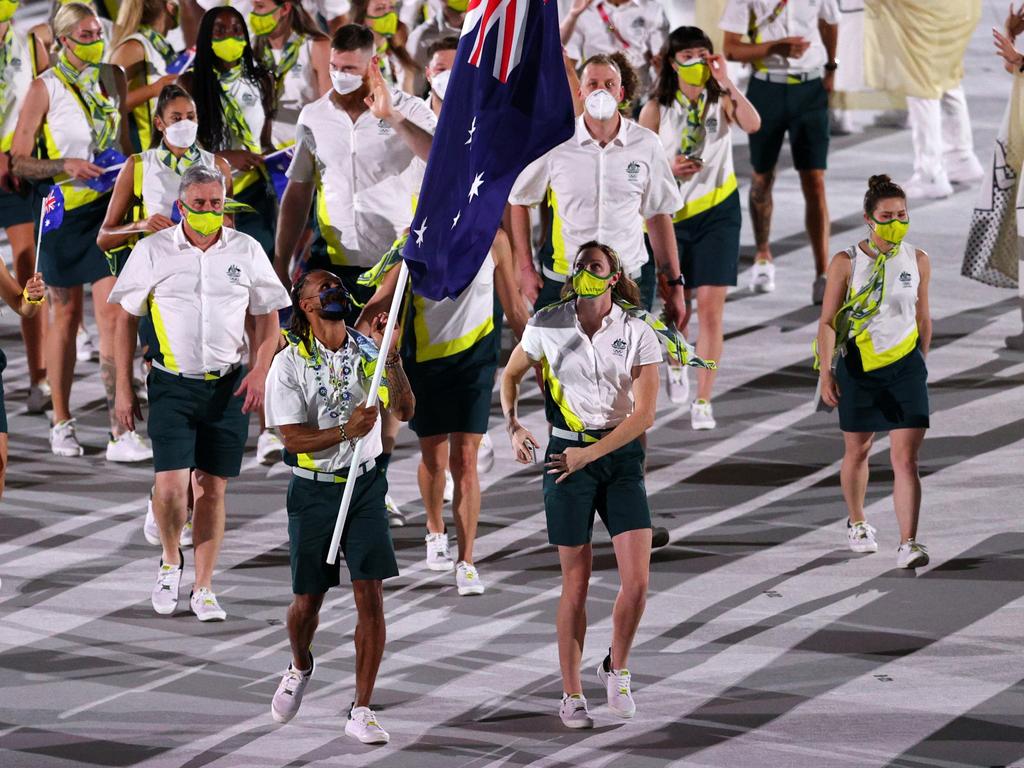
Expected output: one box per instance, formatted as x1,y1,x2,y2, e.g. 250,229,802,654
310,338,357,420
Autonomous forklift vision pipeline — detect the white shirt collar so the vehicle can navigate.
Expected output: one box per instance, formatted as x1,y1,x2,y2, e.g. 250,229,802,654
173,221,229,252
576,113,629,148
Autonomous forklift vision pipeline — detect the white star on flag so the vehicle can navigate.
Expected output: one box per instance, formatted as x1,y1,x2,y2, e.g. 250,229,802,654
452,211,461,229
465,117,477,146
414,218,428,245
467,172,484,202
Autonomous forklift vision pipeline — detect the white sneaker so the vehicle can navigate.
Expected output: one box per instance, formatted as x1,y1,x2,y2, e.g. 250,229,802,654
690,399,716,430
597,654,635,718
559,693,594,729
455,560,485,596
385,494,405,527
106,431,154,463
26,382,52,414
477,432,495,473
271,654,314,724
750,259,775,293
847,519,878,553
257,429,284,465
151,552,183,615
902,172,953,200
50,419,84,457
946,153,984,184
666,364,690,405
345,706,389,744
425,532,454,572
76,327,97,363
896,540,930,569
190,587,227,621
443,471,454,503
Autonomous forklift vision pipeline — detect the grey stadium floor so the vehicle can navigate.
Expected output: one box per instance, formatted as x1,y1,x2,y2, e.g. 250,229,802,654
2,8,1023,768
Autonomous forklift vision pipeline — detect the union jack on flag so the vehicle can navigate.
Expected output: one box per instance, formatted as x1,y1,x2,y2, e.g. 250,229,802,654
402,0,574,301
40,185,65,235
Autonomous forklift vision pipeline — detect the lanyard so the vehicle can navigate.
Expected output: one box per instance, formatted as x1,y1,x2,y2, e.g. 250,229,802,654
595,3,630,50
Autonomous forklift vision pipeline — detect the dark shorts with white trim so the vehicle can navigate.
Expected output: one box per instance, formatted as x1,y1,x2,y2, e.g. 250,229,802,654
287,466,399,594
543,434,651,547
836,344,930,433
147,365,250,476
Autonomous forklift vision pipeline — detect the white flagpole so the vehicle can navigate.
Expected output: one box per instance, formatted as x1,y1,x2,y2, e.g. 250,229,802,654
32,197,46,275
326,259,410,565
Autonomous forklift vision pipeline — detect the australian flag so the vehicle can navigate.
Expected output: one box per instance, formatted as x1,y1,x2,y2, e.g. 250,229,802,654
402,0,575,300
40,185,65,234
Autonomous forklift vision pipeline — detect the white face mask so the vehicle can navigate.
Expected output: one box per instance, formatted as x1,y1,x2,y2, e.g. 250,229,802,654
430,69,451,100
195,0,223,11
330,70,364,96
584,89,618,121
163,118,198,149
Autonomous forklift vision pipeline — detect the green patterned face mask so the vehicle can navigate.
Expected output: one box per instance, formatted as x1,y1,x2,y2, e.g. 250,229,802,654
248,10,278,36
181,201,223,236
572,268,614,298
870,216,909,245
70,37,105,64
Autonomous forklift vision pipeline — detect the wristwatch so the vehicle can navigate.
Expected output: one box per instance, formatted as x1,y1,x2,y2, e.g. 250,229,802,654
824,60,839,72
665,275,685,287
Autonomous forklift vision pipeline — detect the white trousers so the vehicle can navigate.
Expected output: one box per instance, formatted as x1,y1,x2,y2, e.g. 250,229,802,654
906,86,976,179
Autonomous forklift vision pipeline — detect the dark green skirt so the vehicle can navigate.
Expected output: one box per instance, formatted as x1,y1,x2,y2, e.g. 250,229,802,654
836,344,930,433
35,191,112,287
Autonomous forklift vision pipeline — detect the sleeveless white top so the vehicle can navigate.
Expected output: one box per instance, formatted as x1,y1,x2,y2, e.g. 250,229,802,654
656,96,736,222
848,240,921,371
135,146,217,218
124,30,171,151
409,251,495,364
269,35,317,148
1,28,37,151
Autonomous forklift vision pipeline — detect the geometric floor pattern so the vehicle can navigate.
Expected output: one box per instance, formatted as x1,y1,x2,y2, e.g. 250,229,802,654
2,5,1022,766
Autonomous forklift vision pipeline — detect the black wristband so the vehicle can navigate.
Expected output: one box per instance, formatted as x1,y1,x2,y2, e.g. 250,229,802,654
824,60,838,72
665,275,685,287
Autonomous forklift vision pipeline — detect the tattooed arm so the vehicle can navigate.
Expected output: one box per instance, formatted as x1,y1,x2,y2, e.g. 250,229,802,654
10,79,103,181
382,352,415,422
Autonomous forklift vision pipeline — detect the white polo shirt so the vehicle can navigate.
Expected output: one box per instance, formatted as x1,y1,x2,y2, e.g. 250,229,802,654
287,91,437,268
509,114,683,279
565,0,669,94
108,224,290,375
520,300,662,431
720,0,841,75
265,331,384,472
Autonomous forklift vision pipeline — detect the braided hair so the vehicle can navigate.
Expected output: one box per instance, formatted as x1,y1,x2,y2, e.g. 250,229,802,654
288,271,316,357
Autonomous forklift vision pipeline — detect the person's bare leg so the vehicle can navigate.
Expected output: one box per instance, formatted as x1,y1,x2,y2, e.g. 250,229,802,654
609,527,652,670
287,592,325,671
889,428,926,542
10,223,46,385
841,431,874,524
694,286,726,401
750,170,776,262
0,432,8,500
91,277,125,436
418,435,448,535
352,579,386,708
191,470,228,590
449,432,482,564
46,286,83,424
380,409,400,458
798,169,830,277
153,468,191,565
556,543,591,694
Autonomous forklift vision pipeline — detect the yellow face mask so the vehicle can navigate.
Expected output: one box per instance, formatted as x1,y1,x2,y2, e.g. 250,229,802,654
676,58,710,88
0,0,20,23
446,0,469,11
70,37,105,64
572,268,615,298
211,36,246,63
870,216,910,246
181,202,224,236
367,11,398,37
248,10,278,36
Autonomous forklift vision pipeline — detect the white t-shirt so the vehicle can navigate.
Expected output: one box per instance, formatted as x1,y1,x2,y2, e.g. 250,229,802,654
520,301,662,431
720,0,841,74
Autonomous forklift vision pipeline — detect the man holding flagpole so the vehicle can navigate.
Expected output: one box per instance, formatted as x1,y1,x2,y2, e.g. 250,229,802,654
264,269,414,743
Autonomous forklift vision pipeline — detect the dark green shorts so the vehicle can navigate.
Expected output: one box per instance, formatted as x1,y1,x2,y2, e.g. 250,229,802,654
543,436,652,547
0,348,7,434
35,191,112,288
674,190,742,288
287,469,399,594
836,344,930,433
147,366,250,476
0,188,33,229
746,76,830,173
